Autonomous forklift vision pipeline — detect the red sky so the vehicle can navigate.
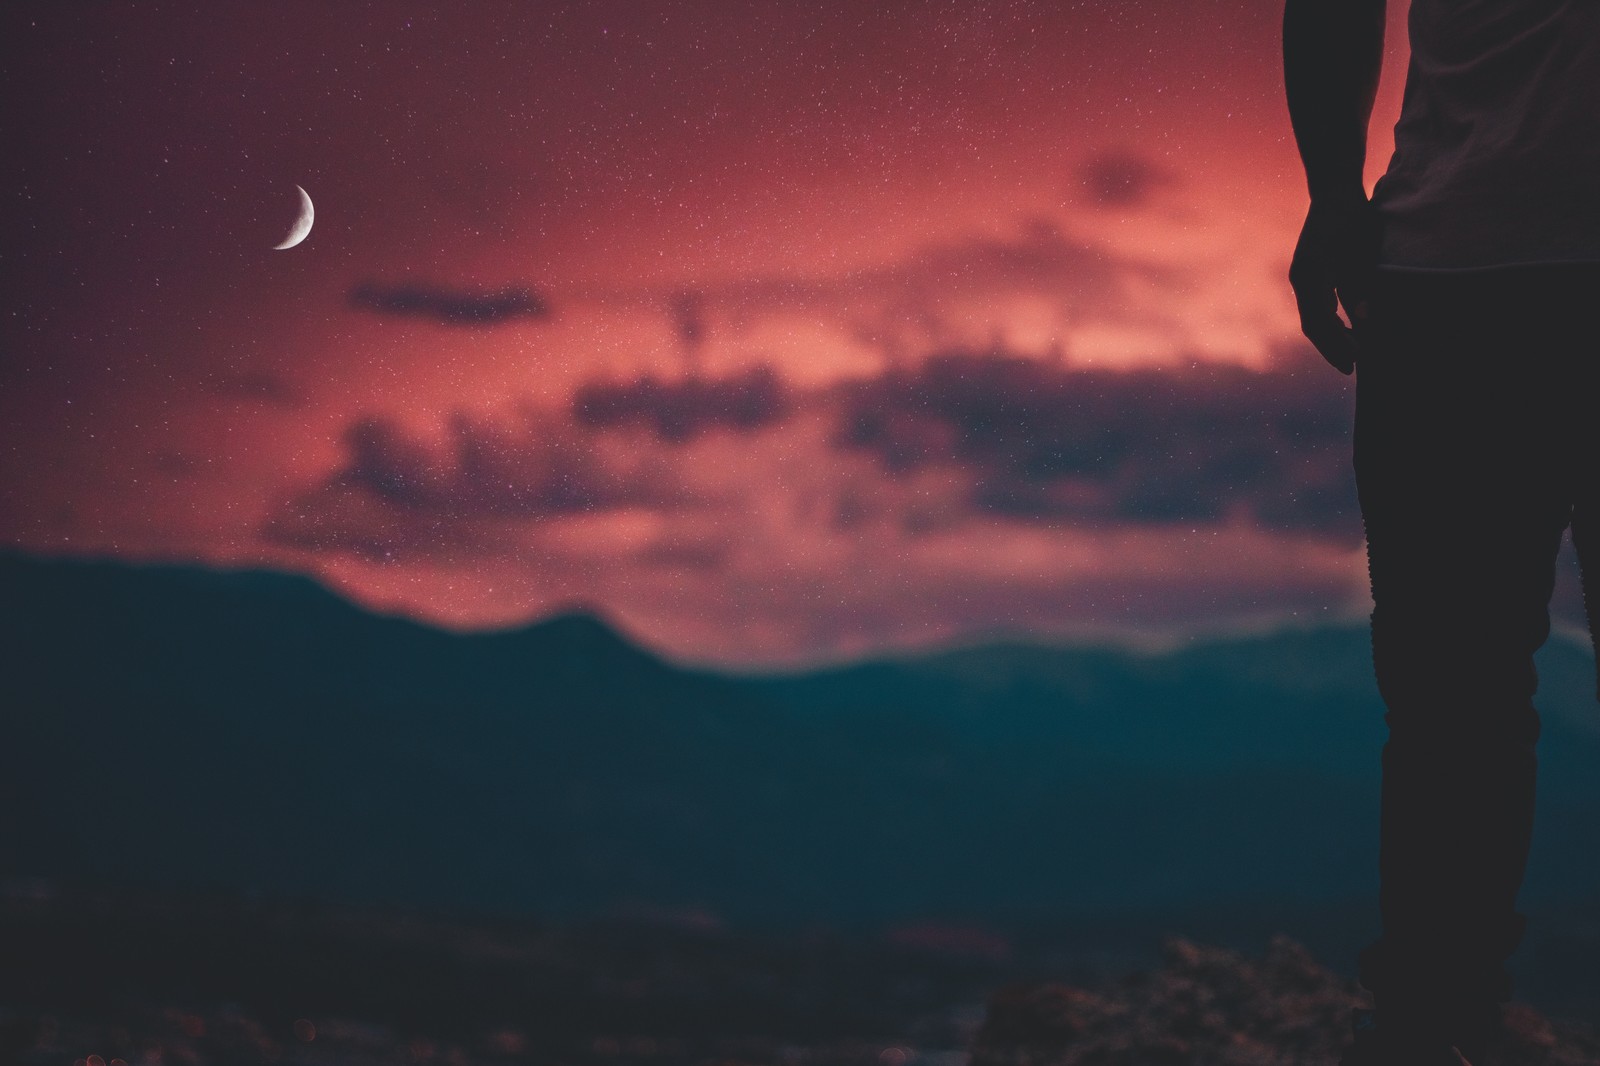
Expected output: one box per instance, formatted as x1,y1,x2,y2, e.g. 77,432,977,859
15,0,1577,669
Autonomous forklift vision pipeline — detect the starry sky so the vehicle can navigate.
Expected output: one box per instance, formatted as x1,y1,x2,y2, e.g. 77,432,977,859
15,0,1577,670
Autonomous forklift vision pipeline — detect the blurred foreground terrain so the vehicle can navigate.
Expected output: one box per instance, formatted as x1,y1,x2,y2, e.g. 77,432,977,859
6,554,1600,1063
4,882,1600,1066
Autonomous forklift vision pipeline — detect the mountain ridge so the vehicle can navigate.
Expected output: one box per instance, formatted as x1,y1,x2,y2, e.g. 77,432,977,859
4,549,1597,930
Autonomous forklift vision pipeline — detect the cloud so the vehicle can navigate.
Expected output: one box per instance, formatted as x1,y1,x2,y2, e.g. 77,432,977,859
348,281,551,325
827,347,1359,539
258,348,1370,662
670,290,707,356
262,407,697,560
578,222,1186,361
571,363,794,443
1075,149,1179,208
717,221,1163,316
264,364,799,560
267,346,1361,572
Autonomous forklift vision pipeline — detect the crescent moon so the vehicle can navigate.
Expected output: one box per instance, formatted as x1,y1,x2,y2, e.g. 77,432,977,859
273,185,314,250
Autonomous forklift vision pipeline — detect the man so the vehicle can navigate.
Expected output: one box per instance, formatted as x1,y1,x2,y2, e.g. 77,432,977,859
1283,0,1600,1063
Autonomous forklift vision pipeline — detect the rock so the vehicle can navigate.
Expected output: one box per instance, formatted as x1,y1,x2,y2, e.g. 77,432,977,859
968,937,1600,1066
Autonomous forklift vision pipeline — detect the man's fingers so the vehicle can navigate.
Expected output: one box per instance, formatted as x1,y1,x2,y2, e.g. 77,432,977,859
1303,319,1357,375
1288,204,1370,376
1292,284,1357,374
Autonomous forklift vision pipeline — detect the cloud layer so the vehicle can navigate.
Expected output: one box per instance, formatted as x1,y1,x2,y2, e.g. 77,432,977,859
573,365,794,442
828,348,1357,537
255,348,1366,665
270,349,1358,553
580,221,1190,366
1076,149,1178,208
263,410,697,559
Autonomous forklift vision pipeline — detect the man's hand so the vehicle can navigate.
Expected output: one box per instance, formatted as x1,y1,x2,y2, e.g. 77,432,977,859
1289,194,1381,374
1283,0,1386,373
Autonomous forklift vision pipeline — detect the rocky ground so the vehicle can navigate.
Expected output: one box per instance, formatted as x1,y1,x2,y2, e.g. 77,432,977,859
970,936,1600,1066
3,886,1596,1066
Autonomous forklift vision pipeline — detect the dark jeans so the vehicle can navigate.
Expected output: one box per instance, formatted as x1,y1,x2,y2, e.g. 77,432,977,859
1351,263,1600,1034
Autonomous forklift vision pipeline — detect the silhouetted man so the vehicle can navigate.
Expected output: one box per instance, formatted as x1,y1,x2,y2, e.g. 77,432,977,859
1284,0,1600,1063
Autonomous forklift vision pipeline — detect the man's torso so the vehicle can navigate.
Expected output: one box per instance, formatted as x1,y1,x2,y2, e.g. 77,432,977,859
1372,0,1600,270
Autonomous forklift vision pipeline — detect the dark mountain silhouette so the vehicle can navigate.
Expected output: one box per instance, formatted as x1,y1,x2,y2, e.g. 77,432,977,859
5,550,1599,932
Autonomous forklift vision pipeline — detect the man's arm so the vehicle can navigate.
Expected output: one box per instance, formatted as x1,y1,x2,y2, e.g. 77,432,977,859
1283,0,1386,374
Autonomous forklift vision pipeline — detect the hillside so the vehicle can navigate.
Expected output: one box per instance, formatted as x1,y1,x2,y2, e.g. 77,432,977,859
5,550,1599,930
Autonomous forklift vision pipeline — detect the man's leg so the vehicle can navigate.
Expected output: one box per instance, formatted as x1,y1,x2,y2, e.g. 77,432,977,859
1351,267,1571,1048
1562,268,1600,702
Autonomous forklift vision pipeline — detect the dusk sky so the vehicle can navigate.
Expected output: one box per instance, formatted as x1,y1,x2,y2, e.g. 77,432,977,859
15,0,1581,670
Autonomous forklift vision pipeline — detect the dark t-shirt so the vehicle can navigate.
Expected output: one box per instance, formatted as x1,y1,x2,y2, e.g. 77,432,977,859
1371,0,1600,270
